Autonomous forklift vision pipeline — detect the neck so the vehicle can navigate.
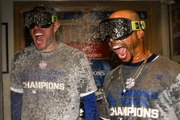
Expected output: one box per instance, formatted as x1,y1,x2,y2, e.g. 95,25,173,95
41,41,59,53
132,49,152,63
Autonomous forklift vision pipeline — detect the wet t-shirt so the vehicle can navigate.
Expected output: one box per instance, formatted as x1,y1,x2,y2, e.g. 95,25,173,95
100,54,180,120
11,43,97,120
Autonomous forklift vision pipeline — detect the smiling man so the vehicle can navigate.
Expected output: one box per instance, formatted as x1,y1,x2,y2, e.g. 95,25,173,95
99,10,180,120
10,5,99,120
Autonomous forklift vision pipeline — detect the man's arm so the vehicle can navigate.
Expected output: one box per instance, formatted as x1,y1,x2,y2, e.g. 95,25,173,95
11,91,23,120
82,92,99,120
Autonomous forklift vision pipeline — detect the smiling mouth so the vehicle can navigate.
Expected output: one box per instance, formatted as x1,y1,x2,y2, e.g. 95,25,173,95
34,33,44,45
35,33,43,37
112,45,124,50
112,45,121,50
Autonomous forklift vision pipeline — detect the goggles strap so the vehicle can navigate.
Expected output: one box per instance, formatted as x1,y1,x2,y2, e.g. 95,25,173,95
131,21,146,31
51,15,58,23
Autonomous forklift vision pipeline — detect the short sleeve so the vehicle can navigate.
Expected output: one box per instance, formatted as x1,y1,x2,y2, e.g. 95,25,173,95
99,72,112,120
154,73,180,120
10,56,23,93
76,54,97,97
99,91,110,120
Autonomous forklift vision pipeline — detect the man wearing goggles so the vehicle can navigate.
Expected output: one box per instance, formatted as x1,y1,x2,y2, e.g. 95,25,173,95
24,6,58,29
99,10,180,120
99,15,146,63
11,5,99,120
24,5,60,52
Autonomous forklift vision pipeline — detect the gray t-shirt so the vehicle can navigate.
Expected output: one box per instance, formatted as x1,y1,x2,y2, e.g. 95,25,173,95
100,55,180,120
11,43,97,120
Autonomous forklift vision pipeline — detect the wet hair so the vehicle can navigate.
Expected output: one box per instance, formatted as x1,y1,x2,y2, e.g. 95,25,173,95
31,4,58,16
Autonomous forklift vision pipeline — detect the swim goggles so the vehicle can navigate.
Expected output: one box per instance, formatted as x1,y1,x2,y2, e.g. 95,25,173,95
24,7,58,29
99,18,145,42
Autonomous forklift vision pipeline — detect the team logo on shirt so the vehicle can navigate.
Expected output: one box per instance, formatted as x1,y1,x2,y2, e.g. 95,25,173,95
39,60,47,69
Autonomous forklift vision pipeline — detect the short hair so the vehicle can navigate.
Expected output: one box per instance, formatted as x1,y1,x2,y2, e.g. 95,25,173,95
30,4,57,17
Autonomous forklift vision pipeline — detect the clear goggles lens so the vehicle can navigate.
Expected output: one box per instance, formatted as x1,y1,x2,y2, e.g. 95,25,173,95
24,11,58,29
99,18,145,42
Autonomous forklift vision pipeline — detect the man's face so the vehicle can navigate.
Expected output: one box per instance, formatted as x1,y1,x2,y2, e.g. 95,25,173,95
99,18,140,63
25,10,60,52
99,10,145,63
109,31,138,63
30,24,57,52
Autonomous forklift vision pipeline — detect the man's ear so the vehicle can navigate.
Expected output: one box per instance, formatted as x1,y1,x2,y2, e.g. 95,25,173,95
54,22,60,32
137,30,144,39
